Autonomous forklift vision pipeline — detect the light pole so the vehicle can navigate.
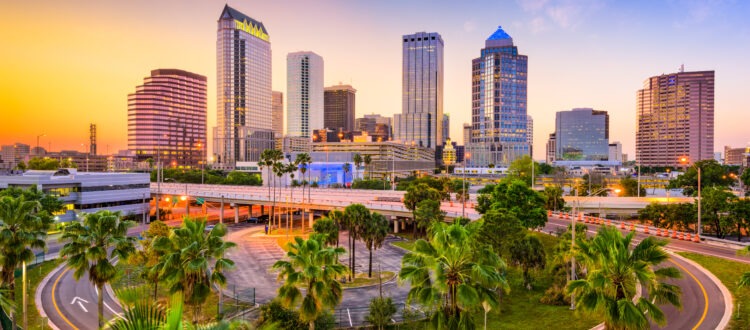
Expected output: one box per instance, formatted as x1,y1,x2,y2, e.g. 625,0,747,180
36,133,46,154
462,152,471,218
680,157,701,236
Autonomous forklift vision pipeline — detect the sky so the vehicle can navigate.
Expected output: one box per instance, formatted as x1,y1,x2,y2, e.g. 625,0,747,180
1,0,749,160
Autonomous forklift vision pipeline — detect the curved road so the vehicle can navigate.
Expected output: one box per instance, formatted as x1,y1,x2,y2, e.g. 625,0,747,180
545,216,733,329
41,265,123,330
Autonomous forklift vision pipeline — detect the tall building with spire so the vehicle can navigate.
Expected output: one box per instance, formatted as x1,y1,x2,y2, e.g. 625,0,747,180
213,5,274,169
466,26,529,166
394,32,444,149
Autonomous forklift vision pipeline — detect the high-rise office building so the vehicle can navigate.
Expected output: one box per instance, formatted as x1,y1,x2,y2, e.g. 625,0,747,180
467,26,529,166
554,108,609,161
545,133,556,164
463,123,471,148
442,114,450,143
287,51,324,138
355,114,392,142
636,70,714,167
214,5,274,168
609,142,623,162
272,91,284,139
527,115,533,157
324,84,356,132
128,69,207,168
394,32,444,149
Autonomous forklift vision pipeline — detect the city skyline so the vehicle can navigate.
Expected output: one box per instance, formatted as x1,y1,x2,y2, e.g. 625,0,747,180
2,1,750,160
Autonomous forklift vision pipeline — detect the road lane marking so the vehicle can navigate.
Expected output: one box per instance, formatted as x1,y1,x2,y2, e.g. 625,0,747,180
70,297,89,312
52,267,79,330
95,286,125,319
670,258,709,330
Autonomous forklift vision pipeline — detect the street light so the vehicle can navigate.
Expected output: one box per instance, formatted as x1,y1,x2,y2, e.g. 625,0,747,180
36,133,46,154
679,157,701,237
462,152,471,218
569,186,619,310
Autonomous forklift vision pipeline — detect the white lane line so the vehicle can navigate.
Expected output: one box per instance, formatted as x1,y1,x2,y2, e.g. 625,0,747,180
348,308,353,327
95,286,124,319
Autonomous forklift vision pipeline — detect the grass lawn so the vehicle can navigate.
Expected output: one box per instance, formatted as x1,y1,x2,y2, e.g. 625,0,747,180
341,271,395,289
14,259,62,330
677,252,750,330
391,240,415,251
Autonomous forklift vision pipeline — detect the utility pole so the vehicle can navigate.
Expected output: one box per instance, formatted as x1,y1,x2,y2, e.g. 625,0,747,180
570,187,577,310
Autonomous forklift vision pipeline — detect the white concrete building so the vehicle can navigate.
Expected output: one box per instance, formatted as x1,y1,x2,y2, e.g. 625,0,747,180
287,51,324,138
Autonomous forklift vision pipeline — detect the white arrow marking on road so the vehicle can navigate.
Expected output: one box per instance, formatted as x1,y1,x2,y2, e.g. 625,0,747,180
71,296,89,312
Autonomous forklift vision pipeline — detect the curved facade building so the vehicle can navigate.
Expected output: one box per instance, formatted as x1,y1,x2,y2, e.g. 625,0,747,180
128,69,207,169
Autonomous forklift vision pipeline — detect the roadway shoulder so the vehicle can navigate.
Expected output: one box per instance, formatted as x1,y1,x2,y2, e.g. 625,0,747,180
35,261,66,330
669,250,734,330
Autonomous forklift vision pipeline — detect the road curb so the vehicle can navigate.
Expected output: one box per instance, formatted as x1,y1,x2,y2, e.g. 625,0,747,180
669,251,734,330
35,261,66,330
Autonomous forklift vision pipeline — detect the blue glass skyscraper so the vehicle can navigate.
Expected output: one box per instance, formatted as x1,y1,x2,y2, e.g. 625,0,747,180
467,26,528,166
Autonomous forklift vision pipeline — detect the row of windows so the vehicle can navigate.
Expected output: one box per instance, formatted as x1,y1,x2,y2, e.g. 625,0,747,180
80,183,150,192
77,199,146,210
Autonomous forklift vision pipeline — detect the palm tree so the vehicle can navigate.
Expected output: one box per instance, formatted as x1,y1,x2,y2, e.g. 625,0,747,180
353,153,363,180
286,162,298,235
260,149,274,199
61,210,136,328
363,154,372,179
312,217,339,247
361,212,389,278
568,226,682,330
327,210,345,247
273,161,286,231
342,163,352,188
296,153,312,229
403,183,441,239
344,204,370,281
0,194,50,327
152,218,236,323
273,236,348,330
399,220,509,330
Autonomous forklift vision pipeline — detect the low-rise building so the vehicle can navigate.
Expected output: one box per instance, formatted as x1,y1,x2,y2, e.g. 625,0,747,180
0,169,150,222
303,141,435,180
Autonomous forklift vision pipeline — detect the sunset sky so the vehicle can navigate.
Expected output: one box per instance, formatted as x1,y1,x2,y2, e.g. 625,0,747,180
1,0,749,160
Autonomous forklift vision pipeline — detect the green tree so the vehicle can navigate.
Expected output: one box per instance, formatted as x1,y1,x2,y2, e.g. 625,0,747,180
0,195,52,327
668,160,735,196
620,176,646,197
353,153,363,180
414,199,445,238
476,210,526,258
257,299,334,330
537,162,555,175
272,236,348,330
365,296,397,330
0,185,64,216
342,163,352,186
296,153,313,225
343,204,370,281
729,199,750,241
312,217,339,247
27,157,60,170
403,183,441,239
363,154,372,179
399,220,509,330
60,210,136,328
361,212,389,278
128,220,171,299
327,210,345,248
476,180,547,229
506,154,534,186
224,171,262,185
542,186,566,211
568,226,681,330
700,186,736,238
14,161,26,171
152,218,236,322
509,234,546,290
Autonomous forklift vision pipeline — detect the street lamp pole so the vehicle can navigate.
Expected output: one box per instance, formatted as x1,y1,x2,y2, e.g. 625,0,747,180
36,133,45,153
570,186,578,310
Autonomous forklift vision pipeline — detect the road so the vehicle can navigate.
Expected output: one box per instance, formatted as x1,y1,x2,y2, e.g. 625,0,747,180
40,265,123,330
545,216,735,330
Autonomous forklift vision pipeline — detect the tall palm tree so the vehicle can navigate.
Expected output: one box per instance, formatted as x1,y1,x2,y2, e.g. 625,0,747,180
295,153,312,229
272,236,348,330
568,226,682,330
327,210,344,247
286,162,298,235
273,161,286,231
399,220,509,330
152,218,236,323
260,149,274,199
342,163,351,188
363,154,372,180
61,210,136,328
312,217,339,247
353,153,363,180
361,212,389,278
344,204,370,281
0,194,50,328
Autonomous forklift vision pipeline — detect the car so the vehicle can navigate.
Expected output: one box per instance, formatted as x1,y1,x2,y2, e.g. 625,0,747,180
204,224,216,232
257,214,270,223
247,217,260,223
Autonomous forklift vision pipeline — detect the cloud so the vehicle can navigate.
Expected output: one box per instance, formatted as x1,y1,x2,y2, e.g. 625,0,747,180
517,0,606,32
463,20,477,33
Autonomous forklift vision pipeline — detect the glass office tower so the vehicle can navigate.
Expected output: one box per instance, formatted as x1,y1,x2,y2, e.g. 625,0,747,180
467,26,529,166
394,32,444,149
214,5,274,168
554,108,609,161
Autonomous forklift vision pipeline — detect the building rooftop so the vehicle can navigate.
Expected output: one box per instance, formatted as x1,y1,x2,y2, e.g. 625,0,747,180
486,25,514,48
219,4,268,36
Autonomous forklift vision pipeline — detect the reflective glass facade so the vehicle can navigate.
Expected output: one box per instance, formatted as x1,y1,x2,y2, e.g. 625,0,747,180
215,5,274,168
554,108,609,161
396,32,443,149
127,69,207,169
467,26,529,167
636,71,714,167
324,84,356,132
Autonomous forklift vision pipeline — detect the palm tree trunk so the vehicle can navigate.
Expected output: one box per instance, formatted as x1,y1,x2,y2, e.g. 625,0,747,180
98,283,105,328
368,245,373,278
310,320,315,330
349,230,353,281
153,279,158,300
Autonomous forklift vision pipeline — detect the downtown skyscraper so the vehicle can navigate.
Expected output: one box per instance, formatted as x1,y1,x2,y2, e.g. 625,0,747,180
324,84,356,132
214,5,274,168
636,69,714,167
467,26,529,167
394,32,443,149
128,69,207,169
287,51,324,138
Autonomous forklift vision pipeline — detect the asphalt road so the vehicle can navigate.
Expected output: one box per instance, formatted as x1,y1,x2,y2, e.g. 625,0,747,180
41,264,123,330
545,216,735,330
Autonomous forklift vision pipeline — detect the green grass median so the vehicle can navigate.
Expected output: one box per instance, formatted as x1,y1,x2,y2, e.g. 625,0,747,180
16,259,62,330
